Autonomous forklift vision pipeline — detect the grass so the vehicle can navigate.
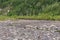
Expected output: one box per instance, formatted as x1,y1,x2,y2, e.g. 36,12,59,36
0,14,60,21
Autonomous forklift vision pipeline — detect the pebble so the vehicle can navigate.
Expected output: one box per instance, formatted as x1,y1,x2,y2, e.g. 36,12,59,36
0,20,60,40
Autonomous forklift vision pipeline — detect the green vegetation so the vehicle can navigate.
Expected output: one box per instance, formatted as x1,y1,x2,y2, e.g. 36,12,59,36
55,30,60,33
0,0,60,20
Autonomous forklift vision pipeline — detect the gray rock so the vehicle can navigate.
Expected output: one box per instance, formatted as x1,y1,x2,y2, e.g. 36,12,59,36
0,20,60,40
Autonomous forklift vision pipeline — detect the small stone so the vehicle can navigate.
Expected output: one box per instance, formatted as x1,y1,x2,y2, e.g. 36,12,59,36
13,38,18,40
53,38,55,40
28,39,33,40
18,39,22,40
22,38,26,40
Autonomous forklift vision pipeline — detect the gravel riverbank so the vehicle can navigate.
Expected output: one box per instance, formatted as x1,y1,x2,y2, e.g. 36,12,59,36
0,20,60,40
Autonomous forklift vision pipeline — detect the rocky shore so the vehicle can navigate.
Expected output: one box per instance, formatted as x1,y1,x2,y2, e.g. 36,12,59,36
0,20,60,40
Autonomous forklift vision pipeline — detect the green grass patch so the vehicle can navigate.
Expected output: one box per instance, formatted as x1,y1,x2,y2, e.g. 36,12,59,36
0,14,60,21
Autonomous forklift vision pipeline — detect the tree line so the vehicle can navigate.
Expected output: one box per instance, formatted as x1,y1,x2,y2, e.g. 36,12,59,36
0,0,60,16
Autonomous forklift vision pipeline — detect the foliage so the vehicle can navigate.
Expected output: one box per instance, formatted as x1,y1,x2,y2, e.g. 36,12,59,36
0,0,60,16
0,0,60,20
